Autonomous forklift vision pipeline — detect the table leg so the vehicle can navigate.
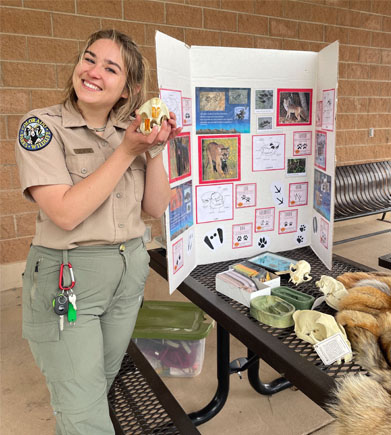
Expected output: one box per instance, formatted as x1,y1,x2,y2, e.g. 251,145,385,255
247,349,292,394
189,324,230,426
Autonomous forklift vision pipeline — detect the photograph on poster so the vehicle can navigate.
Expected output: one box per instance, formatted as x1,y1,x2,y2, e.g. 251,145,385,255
278,209,298,234
168,132,191,183
322,89,335,131
257,116,273,132
320,218,329,249
255,89,274,112
196,87,251,134
168,180,193,240
196,183,234,224
160,88,183,129
255,207,275,232
315,131,327,170
314,169,331,221
293,131,312,156
182,97,192,126
236,183,256,208
289,182,308,206
287,158,307,177
232,223,253,248
276,89,312,126
199,135,240,184
172,238,184,274
253,134,285,171
316,101,322,127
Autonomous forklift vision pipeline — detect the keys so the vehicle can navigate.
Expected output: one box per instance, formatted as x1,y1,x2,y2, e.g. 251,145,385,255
68,292,77,325
53,293,69,331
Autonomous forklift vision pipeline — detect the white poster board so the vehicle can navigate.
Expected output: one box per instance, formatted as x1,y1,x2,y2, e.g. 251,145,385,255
156,32,338,293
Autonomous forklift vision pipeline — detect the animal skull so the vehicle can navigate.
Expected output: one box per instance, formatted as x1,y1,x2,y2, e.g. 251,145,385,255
293,310,352,362
289,260,312,285
138,97,170,135
315,275,348,310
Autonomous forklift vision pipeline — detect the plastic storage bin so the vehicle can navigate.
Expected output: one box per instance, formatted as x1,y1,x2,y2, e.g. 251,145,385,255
132,301,213,377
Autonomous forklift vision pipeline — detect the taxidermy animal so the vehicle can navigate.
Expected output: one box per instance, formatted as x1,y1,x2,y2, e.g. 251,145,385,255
327,271,391,434
206,142,229,176
283,98,307,122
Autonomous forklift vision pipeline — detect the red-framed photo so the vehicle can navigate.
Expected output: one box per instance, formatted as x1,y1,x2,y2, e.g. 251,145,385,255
277,88,312,127
168,132,191,183
198,134,241,184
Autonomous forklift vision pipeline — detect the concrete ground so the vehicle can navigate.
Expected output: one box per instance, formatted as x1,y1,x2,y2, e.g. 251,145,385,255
1,214,390,434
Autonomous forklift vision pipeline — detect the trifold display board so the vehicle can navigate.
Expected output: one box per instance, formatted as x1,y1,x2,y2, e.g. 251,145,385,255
155,31,339,294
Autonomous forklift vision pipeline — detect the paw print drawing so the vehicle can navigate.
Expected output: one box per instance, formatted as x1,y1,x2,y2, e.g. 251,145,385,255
299,224,307,232
243,235,248,241
237,235,242,242
296,235,304,244
258,237,268,248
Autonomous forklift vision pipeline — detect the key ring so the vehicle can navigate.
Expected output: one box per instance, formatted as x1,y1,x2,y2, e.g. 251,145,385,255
59,262,75,291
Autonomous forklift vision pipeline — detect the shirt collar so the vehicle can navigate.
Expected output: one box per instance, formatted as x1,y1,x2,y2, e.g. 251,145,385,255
62,101,132,130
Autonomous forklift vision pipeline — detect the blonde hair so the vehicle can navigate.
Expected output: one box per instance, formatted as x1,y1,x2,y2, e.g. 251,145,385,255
63,29,149,122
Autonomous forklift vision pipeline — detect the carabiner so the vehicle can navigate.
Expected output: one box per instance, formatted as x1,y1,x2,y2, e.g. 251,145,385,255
59,262,75,291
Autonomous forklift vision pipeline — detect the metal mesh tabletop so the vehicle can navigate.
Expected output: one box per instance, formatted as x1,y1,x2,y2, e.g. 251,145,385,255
189,246,370,381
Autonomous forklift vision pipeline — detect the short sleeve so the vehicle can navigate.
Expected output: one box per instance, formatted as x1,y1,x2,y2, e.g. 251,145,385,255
15,113,73,201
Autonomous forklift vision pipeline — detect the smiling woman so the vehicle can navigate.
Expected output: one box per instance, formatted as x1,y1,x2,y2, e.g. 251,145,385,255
14,29,182,435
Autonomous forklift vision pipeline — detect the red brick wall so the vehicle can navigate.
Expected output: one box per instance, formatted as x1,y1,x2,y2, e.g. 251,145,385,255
1,0,390,265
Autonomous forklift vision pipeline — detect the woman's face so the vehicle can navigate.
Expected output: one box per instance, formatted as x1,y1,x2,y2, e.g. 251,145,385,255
73,38,128,113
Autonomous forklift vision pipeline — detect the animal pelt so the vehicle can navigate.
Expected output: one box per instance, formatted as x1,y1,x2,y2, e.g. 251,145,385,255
328,327,391,434
328,272,391,433
337,271,391,294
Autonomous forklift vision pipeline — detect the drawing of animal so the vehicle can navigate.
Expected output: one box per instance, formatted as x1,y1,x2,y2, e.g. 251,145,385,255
206,142,229,176
283,98,307,122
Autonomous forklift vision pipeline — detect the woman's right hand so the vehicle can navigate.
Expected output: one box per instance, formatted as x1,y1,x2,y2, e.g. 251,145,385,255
120,114,171,157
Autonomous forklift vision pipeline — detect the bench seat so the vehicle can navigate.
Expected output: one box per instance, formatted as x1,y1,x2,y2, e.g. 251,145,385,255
334,161,391,221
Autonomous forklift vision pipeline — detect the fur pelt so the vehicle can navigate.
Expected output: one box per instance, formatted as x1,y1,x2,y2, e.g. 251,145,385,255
328,272,391,433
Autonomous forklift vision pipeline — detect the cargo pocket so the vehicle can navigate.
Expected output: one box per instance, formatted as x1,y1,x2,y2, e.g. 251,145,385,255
23,320,75,382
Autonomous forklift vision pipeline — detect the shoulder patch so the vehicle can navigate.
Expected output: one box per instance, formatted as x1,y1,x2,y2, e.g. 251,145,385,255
19,117,52,151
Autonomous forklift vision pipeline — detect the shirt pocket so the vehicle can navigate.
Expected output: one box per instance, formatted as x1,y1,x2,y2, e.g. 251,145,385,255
66,154,105,184
130,158,146,202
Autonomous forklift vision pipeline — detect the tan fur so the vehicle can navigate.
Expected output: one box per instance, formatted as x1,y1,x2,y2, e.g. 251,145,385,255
338,286,391,314
337,272,391,290
283,98,307,122
329,375,391,435
206,142,229,177
328,273,391,432
336,310,380,336
329,327,391,433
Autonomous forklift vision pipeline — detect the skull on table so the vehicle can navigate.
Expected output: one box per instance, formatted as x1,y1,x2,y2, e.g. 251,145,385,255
289,260,312,285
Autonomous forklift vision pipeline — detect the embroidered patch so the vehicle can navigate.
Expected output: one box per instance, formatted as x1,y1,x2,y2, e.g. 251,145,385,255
19,117,52,151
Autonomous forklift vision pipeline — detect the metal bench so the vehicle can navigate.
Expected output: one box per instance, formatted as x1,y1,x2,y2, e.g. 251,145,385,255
108,340,200,435
334,160,391,221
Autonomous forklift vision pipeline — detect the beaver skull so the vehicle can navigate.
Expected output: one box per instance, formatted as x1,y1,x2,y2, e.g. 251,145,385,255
315,275,348,310
138,97,170,135
289,260,312,285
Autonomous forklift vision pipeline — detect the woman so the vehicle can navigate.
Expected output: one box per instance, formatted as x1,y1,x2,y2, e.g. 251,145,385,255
15,29,181,434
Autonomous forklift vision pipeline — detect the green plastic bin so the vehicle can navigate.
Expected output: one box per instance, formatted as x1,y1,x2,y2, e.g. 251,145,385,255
132,301,214,377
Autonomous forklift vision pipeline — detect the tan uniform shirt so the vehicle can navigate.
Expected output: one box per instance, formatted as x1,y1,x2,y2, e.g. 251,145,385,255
15,102,146,249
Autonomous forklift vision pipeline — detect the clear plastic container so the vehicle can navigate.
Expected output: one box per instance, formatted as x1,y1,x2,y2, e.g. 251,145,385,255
132,301,213,377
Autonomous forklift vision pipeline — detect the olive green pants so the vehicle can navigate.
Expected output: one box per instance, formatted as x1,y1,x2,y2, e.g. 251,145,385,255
22,238,150,435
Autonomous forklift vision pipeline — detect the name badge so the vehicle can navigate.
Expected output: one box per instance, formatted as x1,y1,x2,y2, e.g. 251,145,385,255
74,148,94,154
